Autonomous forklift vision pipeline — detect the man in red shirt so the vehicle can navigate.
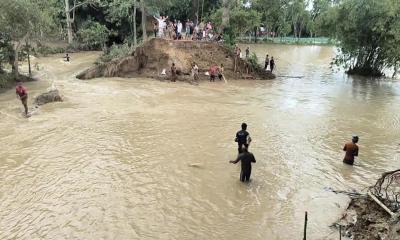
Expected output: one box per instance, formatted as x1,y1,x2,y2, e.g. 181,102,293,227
343,135,359,165
16,81,28,116
209,64,218,82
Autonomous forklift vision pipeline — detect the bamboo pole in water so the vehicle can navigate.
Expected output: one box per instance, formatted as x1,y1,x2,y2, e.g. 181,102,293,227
367,192,395,217
303,211,308,240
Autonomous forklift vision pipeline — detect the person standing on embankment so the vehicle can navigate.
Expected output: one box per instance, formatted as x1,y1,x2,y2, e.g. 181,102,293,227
270,57,275,73
265,54,270,70
343,135,359,165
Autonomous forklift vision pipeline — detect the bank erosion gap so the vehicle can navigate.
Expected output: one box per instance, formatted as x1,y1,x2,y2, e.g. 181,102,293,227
77,38,275,81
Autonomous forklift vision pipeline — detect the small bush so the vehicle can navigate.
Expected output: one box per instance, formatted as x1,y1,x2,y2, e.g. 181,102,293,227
247,53,261,71
34,44,65,56
96,43,132,65
0,72,15,89
77,20,110,51
223,26,236,49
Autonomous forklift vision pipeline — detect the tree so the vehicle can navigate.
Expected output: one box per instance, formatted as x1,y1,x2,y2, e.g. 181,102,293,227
0,34,13,72
287,0,309,38
64,0,97,44
221,0,230,32
77,20,110,50
332,0,400,76
311,0,337,37
0,0,48,78
230,8,261,38
253,0,304,38
104,0,139,45
141,0,147,41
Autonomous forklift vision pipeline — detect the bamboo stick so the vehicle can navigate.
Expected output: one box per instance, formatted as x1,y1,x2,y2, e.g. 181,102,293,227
303,211,308,240
368,192,395,217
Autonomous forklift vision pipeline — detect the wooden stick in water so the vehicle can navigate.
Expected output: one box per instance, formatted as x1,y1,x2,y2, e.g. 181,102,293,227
303,211,308,240
367,192,395,217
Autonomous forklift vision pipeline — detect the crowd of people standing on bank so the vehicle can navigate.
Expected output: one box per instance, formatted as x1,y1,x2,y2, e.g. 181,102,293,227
153,16,222,42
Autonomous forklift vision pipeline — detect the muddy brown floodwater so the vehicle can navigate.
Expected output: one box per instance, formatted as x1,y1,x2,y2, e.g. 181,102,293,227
0,44,399,240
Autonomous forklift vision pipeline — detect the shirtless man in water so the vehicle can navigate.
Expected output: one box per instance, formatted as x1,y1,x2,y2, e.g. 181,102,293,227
343,135,359,165
16,81,28,116
230,145,256,182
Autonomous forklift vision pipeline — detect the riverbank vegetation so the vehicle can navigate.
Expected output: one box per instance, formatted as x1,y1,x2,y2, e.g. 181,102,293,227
329,0,400,77
0,0,399,80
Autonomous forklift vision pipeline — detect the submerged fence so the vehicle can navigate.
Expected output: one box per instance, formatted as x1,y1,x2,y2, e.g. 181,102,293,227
238,36,334,45
370,169,400,212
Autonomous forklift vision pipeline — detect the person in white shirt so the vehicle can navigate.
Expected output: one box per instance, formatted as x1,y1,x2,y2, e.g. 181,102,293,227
177,20,183,35
154,15,168,38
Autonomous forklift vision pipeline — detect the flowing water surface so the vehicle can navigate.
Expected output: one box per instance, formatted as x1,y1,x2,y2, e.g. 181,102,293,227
1,44,399,239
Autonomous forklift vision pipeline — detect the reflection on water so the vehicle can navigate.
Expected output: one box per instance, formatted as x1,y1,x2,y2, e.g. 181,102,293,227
0,45,399,239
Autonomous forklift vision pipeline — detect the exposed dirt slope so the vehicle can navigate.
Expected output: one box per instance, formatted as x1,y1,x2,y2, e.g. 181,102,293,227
76,38,275,81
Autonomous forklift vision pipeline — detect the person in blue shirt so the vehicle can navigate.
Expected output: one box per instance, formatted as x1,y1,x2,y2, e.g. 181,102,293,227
235,123,252,154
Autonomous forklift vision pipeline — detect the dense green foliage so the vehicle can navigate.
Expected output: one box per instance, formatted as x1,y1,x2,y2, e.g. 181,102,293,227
0,0,399,77
247,53,261,71
0,34,13,70
77,20,111,50
0,0,53,78
0,72,15,89
97,43,133,64
330,0,400,76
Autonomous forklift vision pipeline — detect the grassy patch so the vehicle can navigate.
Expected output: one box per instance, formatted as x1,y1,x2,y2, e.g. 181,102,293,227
96,43,133,65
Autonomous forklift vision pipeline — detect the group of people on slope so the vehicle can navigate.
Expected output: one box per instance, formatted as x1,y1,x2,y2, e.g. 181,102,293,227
229,123,360,183
233,46,276,73
169,62,225,82
153,16,221,42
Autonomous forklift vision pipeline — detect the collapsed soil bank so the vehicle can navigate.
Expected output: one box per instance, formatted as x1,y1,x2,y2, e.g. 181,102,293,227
336,197,400,240
76,38,275,81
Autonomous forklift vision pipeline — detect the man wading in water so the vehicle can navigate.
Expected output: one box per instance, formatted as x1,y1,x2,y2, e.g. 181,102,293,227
171,63,177,82
64,53,70,62
230,145,256,182
235,123,252,154
343,135,359,165
16,81,28,116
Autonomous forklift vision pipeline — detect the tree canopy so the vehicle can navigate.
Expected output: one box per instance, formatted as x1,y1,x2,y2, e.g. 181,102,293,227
330,0,400,76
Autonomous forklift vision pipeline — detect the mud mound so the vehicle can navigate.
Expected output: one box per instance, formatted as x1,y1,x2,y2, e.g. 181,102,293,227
35,89,63,106
77,38,275,81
